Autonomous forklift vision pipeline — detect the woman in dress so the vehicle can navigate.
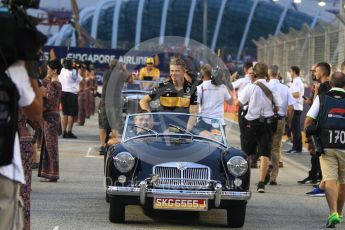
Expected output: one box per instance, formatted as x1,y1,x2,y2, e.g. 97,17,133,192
18,113,38,230
38,60,63,182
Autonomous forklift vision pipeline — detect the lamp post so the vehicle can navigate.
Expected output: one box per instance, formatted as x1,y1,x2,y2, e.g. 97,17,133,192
203,0,208,46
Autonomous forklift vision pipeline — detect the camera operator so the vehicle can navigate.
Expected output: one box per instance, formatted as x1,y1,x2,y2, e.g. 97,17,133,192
0,61,43,230
196,64,232,131
59,58,82,138
304,72,345,228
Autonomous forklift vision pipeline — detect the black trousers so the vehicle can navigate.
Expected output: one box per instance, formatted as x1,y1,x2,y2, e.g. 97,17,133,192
309,154,322,180
238,108,247,151
291,110,302,152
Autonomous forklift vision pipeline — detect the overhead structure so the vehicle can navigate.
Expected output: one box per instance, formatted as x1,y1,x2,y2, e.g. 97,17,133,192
49,0,316,59
70,0,106,48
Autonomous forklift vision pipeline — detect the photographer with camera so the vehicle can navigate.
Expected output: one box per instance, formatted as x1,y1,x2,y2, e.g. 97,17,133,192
59,58,82,138
304,72,345,228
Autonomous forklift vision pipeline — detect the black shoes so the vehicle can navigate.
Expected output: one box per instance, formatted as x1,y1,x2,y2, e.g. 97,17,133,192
99,146,105,155
32,163,39,170
264,165,273,185
297,176,318,185
257,182,265,193
63,131,78,139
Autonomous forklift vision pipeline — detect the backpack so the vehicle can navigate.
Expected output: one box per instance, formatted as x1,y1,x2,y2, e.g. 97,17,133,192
0,71,19,166
317,90,345,149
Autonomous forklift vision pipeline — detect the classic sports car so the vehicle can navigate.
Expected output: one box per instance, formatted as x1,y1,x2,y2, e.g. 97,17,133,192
104,112,251,228
122,80,160,115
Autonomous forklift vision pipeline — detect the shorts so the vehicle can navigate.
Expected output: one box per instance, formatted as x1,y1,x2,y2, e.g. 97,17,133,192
104,104,124,131
320,149,345,184
194,119,226,134
242,120,273,158
61,92,78,116
0,175,24,230
98,104,110,130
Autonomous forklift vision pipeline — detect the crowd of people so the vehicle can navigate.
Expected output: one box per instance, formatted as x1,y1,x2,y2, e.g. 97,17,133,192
1,53,345,229
130,57,343,228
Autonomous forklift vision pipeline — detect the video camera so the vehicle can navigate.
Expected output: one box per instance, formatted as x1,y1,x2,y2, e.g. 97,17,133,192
0,0,46,74
305,124,324,156
0,0,44,166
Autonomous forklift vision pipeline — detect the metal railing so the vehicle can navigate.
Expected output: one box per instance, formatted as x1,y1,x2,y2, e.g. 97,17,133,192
255,19,343,85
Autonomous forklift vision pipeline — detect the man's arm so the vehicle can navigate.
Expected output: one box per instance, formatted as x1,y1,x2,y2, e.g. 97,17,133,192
292,92,300,98
139,95,152,112
304,116,314,130
187,104,198,130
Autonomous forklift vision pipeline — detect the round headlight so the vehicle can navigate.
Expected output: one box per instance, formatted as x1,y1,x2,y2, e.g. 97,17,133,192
227,156,248,176
113,152,135,173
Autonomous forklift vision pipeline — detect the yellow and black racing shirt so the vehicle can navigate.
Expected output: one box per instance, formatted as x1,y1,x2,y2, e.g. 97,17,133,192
149,80,198,113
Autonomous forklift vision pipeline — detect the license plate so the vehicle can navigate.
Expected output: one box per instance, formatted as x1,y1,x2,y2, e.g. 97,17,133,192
153,197,208,211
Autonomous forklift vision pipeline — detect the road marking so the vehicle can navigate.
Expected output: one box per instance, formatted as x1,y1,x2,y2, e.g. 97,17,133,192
85,146,103,159
85,155,103,159
59,139,99,144
53,226,59,230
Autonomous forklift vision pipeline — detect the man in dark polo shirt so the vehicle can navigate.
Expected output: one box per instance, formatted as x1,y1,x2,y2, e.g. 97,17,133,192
139,57,198,129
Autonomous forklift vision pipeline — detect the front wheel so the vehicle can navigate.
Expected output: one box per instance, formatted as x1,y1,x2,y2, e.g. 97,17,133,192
226,204,246,228
109,197,125,223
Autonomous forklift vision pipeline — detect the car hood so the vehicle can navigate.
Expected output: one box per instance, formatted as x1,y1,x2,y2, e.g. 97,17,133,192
122,137,224,165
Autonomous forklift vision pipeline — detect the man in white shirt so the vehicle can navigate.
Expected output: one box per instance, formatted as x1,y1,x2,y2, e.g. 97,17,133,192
0,61,43,230
231,62,254,150
59,59,83,139
286,66,304,153
267,65,294,185
238,62,280,193
196,64,232,129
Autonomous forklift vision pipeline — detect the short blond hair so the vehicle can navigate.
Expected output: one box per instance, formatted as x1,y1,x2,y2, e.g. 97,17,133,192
170,57,186,69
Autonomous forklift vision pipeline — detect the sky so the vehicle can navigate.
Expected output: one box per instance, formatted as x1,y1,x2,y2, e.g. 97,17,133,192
38,0,337,22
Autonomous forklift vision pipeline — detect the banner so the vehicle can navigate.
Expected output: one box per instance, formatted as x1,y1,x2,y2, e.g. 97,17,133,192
42,46,164,70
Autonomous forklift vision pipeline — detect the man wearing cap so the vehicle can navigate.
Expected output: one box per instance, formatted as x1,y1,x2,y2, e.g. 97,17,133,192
139,57,160,81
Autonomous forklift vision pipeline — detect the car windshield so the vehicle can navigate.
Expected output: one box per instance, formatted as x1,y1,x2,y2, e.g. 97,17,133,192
123,80,161,91
123,112,226,145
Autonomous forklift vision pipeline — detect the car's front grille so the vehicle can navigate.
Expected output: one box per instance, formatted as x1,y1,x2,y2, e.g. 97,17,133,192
153,163,211,189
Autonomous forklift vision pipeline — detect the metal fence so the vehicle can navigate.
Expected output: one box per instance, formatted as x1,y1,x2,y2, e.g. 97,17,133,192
255,19,344,85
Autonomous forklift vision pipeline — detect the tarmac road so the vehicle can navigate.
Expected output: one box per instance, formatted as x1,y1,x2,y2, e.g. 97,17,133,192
30,114,337,230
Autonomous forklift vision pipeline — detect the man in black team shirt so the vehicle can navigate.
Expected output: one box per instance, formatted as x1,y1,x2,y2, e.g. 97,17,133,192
139,57,198,130
299,62,331,197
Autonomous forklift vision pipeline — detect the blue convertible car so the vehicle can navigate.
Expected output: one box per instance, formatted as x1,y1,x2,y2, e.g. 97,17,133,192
104,112,251,228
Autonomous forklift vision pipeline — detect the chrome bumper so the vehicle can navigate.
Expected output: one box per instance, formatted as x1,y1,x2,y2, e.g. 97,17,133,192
107,182,251,207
